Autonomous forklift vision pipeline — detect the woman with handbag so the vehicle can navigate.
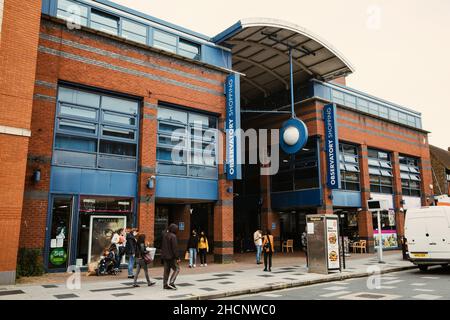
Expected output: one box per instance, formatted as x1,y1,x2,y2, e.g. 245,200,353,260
198,231,209,267
133,233,156,287
262,229,274,272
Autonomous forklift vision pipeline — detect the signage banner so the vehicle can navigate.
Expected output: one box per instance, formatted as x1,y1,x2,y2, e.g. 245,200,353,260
323,104,340,189
373,229,399,249
225,73,242,180
326,218,340,270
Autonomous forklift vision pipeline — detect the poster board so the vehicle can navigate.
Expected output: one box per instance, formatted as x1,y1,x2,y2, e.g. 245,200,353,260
88,216,127,264
326,217,340,270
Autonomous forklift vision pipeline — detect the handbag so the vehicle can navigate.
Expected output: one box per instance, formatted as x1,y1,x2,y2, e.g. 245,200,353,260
184,251,190,260
143,247,156,265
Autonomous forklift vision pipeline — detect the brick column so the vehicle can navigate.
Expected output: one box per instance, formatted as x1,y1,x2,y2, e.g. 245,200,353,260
0,0,42,285
138,99,158,246
391,152,405,238
171,205,191,255
358,145,375,253
213,178,234,263
420,155,434,207
260,168,280,249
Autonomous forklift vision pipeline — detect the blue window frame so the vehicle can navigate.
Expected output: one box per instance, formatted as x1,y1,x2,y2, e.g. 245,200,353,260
53,86,139,172
54,0,202,61
368,148,393,194
399,155,421,197
156,105,217,179
339,143,360,191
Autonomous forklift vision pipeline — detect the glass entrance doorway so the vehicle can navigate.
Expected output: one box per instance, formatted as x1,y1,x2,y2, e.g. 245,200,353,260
47,196,73,270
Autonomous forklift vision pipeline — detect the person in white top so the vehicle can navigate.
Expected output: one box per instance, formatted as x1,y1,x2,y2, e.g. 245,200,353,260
253,230,263,264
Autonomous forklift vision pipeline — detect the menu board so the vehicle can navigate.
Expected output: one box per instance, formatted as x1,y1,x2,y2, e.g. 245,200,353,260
326,218,340,270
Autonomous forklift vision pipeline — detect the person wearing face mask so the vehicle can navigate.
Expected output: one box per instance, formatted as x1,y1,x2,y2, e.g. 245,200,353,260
198,231,209,267
125,228,138,279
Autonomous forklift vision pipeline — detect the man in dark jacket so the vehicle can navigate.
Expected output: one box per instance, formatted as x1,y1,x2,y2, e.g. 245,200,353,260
125,228,137,279
161,223,180,290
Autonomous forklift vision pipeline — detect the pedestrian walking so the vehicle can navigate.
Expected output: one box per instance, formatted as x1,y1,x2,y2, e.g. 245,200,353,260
187,230,198,268
161,223,180,290
125,228,138,278
198,231,209,267
133,233,155,287
111,228,126,271
253,229,263,264
301,230,308,267
262,229,274,272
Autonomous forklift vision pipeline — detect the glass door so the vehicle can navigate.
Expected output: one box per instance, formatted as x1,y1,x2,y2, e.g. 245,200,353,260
48,196,73,270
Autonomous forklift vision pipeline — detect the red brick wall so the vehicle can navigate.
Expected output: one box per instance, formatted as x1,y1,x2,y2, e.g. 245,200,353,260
20,17,229,260
0,0,41,280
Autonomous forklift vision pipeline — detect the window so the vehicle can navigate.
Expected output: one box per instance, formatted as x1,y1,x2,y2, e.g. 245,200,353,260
121,19,147,44
53,86,139,171
339,143,360,191
156,106,217,179
153,29,177,53
57,0,88,27
90,9,119,35
357,98,369,113
399,155,421,196
179,39,201,60
332,90,344,105
272,140,319,192
368,148,393,194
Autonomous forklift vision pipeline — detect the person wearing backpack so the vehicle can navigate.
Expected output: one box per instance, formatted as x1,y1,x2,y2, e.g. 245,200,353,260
262,229,274,272
133,233,155,287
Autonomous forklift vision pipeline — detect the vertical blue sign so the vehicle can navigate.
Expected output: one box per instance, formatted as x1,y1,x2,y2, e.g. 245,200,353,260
225,73,242,180
323,104,340,189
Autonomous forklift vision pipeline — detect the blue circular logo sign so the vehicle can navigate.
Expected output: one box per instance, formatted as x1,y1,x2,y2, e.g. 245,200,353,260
279,118,308,154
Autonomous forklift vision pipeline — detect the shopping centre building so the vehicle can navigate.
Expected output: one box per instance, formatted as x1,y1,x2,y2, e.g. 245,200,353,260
0,0,433,284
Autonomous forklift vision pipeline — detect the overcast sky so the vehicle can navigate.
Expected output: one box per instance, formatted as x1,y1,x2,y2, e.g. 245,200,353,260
110,0,450,150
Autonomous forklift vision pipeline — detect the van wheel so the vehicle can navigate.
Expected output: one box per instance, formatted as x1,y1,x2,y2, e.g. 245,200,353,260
418,265,428,272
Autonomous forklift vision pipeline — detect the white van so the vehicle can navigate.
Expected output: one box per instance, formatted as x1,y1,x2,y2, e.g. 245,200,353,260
405,206,450,271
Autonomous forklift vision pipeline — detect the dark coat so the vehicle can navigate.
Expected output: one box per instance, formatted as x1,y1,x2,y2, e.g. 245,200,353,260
135,242,146,259
125,232,137,255
161,224,179,260
187,234,199,250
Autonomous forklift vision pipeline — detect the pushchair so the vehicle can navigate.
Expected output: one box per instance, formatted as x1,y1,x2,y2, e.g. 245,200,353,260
96,247,119,276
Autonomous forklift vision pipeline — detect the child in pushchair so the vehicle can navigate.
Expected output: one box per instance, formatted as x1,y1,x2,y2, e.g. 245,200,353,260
96,246,119,276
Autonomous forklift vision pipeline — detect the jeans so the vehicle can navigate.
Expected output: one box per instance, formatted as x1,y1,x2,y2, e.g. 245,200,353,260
188,248,197,266
163,259,180,287
127,254,135,276
115,253,122,269
134,258,151,285
264,251,272,270
255,245,262,263
199,249,207,265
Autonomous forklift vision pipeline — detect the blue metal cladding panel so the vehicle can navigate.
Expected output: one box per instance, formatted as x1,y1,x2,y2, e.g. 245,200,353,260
271,189,322,210
42,0,51,14
201,45,232,70
51,166,137,197
155,176,218,201
312,81,331,101
332,190,362,207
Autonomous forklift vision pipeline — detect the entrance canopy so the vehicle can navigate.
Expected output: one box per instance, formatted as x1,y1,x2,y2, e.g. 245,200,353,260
214,18,354,101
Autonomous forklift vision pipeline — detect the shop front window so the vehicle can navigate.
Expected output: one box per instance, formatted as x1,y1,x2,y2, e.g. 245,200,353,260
373,209,398,249
76,196,133,266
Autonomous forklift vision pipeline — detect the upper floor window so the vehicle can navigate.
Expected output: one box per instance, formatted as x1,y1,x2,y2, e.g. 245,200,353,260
122,19,147,44
90,9,119,35
339,143,360,191
53,86,139,172
156,105,217,179
153,29,177,54
57,0,88,27
179,39,201,60
368,148,393,194
399,155,421,197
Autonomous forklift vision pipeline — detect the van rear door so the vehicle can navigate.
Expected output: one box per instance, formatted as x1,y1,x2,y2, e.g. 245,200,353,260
406,216,429,255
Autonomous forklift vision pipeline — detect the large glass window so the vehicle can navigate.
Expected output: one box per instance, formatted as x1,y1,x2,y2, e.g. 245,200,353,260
56,0,88,27
48,196,73,270
54,86,139,171
271,140,319,192
153,29,177,54
399,155,421,197
178,39,201,60
339,143,360,191
368,148,393,194
90,9,119,35
121,19,147,44
156,106,217,179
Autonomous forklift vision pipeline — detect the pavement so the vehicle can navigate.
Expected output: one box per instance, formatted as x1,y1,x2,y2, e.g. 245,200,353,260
0,250,415,300
232,266,450,300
